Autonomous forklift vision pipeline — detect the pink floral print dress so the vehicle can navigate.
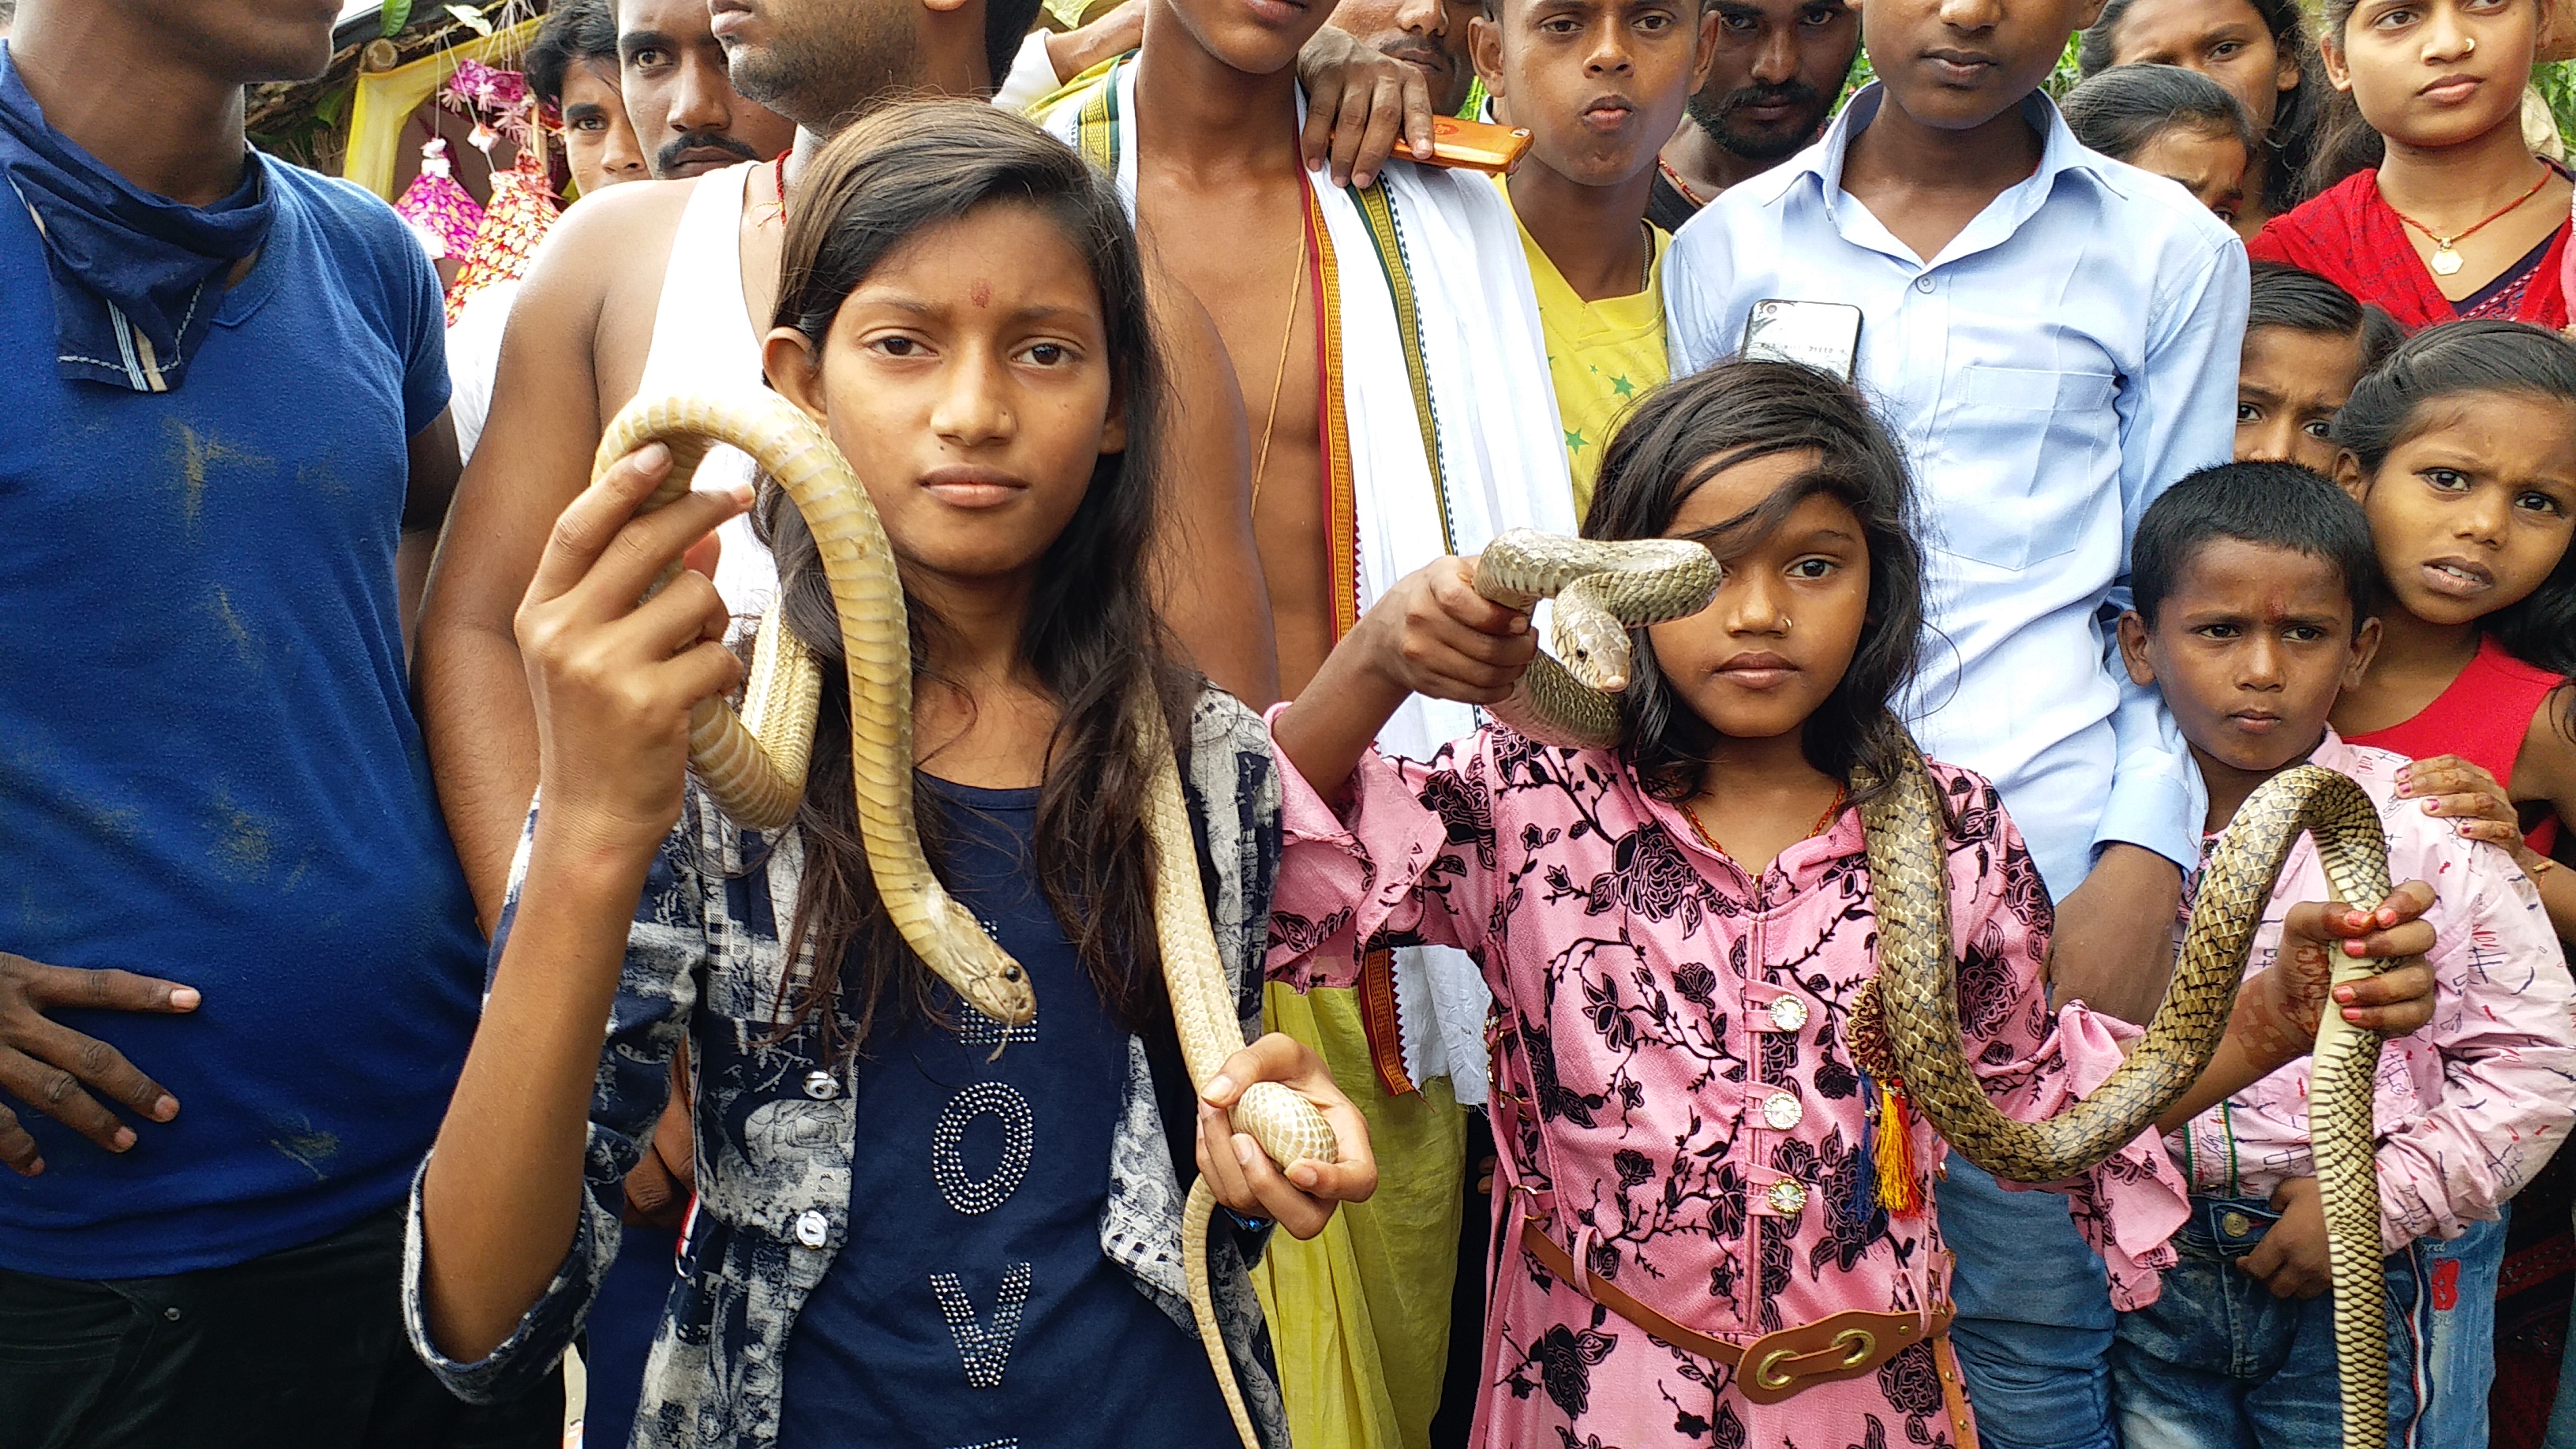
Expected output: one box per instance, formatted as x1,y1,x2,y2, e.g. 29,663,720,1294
1263,718,2191,1449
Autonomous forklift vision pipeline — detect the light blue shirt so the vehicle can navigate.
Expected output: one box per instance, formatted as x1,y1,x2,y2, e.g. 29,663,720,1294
1666,85,2246,900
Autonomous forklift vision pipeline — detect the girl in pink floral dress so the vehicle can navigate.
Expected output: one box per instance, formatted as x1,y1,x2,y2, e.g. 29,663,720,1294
1252,359,2443,1449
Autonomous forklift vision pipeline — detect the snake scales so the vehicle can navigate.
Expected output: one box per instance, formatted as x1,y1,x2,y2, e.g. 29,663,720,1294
1470,529,2402,1447
595,391,1334,1449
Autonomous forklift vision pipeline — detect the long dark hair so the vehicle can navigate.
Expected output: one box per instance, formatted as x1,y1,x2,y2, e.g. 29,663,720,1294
757,101,1193,1052
2063,63,2258,164
2331,320,2576,713
1582,358,1928,807
2077,0,2325,213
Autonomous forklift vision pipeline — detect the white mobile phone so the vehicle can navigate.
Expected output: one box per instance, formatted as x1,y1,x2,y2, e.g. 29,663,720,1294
1741,299,1863,380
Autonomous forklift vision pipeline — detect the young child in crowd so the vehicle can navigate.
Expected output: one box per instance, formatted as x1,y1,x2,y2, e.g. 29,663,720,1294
2063,63,2258,227
2076,0,2324,233
397,104,1377,1447
2109,462,2575,1449
1264,358,2440,1449
2326,320,2576,949
1664,0,2250,1432
2248,0,2573,328
1470,0,1717,519
2235,263,2403,476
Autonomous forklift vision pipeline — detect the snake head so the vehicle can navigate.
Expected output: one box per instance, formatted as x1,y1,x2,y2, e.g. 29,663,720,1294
1551,601,1637,694
923,893,1041,1027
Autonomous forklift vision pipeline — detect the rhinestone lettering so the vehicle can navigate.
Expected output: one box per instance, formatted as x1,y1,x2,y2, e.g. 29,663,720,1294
932,1082,1035,1216
930,1263,1032,1389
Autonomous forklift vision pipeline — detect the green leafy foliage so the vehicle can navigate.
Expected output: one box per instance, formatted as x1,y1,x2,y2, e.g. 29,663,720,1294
379,0,414,37
2538,60,2576,147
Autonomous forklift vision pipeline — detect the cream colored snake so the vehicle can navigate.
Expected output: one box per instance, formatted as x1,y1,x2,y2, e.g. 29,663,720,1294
595,391,1335,1449
1470,529,2402,1447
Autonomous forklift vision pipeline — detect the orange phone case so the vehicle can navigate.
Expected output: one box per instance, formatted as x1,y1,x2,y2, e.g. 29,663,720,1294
1391,116,1533,176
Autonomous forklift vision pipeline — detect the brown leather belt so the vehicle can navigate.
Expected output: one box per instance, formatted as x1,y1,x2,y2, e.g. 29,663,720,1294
1518,1219,1979,1441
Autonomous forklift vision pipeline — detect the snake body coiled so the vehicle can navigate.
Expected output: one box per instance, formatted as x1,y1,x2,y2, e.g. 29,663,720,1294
597,391,1334,1449
1470,530,2400,1447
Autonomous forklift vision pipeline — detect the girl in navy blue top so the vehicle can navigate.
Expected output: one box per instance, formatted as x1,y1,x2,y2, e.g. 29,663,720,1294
402,102,1378,1448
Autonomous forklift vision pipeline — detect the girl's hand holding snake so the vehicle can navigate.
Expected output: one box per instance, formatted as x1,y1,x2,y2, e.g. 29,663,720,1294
2241,880,2441,1066
1193,1032,1378,1241
1359,556,1537,706
2151,882,2439,1135
514,443,751,858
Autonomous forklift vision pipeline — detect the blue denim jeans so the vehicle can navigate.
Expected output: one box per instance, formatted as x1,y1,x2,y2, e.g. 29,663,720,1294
2110,1195,2505,1449
1939,1159,2119,1449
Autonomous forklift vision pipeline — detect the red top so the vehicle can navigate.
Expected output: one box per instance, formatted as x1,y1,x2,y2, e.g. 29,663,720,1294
2247,168,2571,331
2346,635,2566,853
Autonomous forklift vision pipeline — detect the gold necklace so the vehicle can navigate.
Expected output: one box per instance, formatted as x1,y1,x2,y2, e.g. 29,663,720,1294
1250,209,1309,518
1683,785,1848,863
2386,164,2554,277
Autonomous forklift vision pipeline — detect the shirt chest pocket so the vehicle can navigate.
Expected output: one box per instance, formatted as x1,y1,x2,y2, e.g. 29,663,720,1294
1934,365,2121,572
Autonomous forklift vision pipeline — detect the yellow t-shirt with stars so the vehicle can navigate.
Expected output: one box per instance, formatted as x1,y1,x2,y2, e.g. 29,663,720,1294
1503,178,1672,522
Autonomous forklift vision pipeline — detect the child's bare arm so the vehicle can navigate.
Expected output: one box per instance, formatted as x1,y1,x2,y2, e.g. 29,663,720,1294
1271,556,1533,794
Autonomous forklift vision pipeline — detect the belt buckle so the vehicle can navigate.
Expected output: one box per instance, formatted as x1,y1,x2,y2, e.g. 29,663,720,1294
1742,1323,1881,1403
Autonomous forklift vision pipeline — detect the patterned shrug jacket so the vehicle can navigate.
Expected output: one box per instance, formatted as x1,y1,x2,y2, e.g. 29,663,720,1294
400,690,1290,1448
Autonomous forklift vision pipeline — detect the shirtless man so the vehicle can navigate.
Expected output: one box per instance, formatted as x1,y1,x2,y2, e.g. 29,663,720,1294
1036,6,1572,1440
618,0,796,178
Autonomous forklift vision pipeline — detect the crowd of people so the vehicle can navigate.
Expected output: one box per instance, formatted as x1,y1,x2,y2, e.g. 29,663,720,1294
2,0,2574,1446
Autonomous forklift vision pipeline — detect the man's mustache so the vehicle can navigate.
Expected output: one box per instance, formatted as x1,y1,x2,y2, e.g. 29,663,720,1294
655,129,763,171
1717,80,1821,120
1376,36,1451,74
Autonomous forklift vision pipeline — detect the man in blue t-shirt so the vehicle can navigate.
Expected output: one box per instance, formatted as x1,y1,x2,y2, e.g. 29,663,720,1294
0,3,543,1443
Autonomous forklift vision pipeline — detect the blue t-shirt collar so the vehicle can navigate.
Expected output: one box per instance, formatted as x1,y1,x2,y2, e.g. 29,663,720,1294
0,44,272,393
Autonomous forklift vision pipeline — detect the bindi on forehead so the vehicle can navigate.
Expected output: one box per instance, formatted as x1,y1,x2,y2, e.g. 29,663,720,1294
969,280,992,309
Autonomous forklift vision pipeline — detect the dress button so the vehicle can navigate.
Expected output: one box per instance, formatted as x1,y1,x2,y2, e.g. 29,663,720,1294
1768,997,1810,1032
794,1209,830,1248
1762,1092,1804,1131
1915,275,1935,294
2221,1211,2253,1239
1767,1178,1809,1216
803,1070,838,1100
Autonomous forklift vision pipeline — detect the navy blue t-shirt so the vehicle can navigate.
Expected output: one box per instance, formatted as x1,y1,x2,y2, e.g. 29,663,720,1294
0,159,485,1277
777,781,1234,1447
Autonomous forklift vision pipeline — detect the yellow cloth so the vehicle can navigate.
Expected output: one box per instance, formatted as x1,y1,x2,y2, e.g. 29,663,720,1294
1249,983,1466,1449
1504,176,1672,522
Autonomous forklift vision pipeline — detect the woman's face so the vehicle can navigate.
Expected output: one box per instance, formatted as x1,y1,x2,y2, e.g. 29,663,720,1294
765,202,1126,596
1643,450,1873,745
2130,125,2251,227
2324,0,2535,151
2105,0,2300,134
